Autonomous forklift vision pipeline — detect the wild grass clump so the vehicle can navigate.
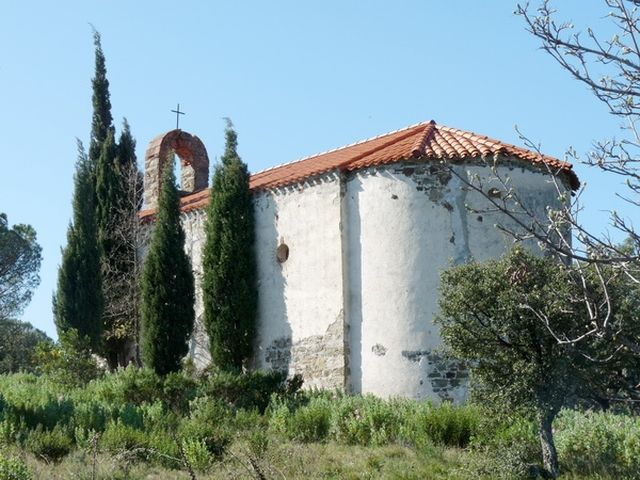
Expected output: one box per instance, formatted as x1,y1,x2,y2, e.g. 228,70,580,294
266,392,482,449
408,401,481,448
555,409,640,478
286,395,333,442
456,415,540,479
1,368,639,478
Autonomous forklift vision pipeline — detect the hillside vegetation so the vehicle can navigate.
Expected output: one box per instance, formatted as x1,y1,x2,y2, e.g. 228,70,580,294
0,367,638,479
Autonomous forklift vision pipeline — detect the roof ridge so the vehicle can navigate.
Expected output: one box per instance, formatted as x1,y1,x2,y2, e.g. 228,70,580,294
251,120,433,177
410,120,437,157
338,123,430,170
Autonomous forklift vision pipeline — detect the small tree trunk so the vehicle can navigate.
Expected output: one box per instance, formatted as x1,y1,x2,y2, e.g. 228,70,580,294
539,410,559,479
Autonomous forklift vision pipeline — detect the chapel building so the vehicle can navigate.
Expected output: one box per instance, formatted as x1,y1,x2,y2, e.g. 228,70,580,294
139,120,579,402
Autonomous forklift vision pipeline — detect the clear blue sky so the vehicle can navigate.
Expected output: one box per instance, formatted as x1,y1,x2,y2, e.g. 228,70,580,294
0,1,633,339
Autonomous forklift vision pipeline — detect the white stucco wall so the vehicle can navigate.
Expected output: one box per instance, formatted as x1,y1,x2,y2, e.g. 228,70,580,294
180,210,211,368
141,155,567,402
253,175,347,389
344,159,564,401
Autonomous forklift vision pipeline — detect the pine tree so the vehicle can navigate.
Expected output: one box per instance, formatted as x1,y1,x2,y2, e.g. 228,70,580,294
203,122,257,371
53,141,103,350
140,157,194,375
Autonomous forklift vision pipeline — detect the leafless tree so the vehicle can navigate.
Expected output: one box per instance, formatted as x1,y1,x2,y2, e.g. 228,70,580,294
101,161,143,368
440,0,640,405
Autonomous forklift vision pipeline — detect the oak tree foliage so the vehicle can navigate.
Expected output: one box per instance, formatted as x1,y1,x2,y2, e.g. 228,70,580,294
437,248,640,478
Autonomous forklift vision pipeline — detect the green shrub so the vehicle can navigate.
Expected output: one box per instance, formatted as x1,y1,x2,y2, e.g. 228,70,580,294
5,397,74,432
555,409,640,478
146,428,181,469
140,400,180,432
162,372,197,414
110,403,144,430
266,396,290,435
331,395,404,446
100,420,148,454
417,402,480,448
182,438,213,473
200,370,290,412
32,330,101,387
0,420,16,445
0,453,32,480
72,400,107,433
287,397,332,442
234,408,265,432
84,366,162,405
25,424,74,462
179,396,231,458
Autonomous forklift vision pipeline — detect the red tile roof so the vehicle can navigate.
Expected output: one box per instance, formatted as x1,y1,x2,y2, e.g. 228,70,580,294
139,120,579,219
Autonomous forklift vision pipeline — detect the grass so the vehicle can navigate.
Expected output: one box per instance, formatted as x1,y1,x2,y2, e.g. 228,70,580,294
4,439,466,480
0,369,638,479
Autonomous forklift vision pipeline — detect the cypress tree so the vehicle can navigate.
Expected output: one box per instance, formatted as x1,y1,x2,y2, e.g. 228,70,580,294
90,29,139,367
53,141,103,350
96,128,118,254
95,127,130,367
140,158,194,375
203,122,257,371
89,30,113,168
117,120,137,182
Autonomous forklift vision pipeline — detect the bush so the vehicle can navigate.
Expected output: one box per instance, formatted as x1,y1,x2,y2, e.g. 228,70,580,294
32,330,101,387
84,366,162,405
1,395,74,432
555,409,640,478
234,408,265,432
72,400,107,433
287,396,332,442
331,395,404,446
179,396,232,458
200,370,291,412
182,438,213,473
100,420,148,454
416,402,480,448
162,372,197,414
146,428,181,469
25,424,73,462
112,403,144,430
460,415,540,480
140,400,179,433
0,453,31,480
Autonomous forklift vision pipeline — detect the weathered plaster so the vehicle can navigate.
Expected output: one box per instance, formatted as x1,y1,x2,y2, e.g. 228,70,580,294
344,160,563,400
253,176,347,390
139,153,566,403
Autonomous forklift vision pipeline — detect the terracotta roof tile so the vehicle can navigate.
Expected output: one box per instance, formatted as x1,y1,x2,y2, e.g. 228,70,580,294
139,120,579,219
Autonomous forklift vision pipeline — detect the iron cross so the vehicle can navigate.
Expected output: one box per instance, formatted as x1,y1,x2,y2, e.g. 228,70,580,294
171,103,185,129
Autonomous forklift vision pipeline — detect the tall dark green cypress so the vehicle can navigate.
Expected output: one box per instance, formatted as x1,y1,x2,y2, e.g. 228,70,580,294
203,122,257,371
91,30,139,367
95,127,127,367
89,30,113,168
96,129,118,253
140,159,194,375
117,120,137,180
53,141,103,350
